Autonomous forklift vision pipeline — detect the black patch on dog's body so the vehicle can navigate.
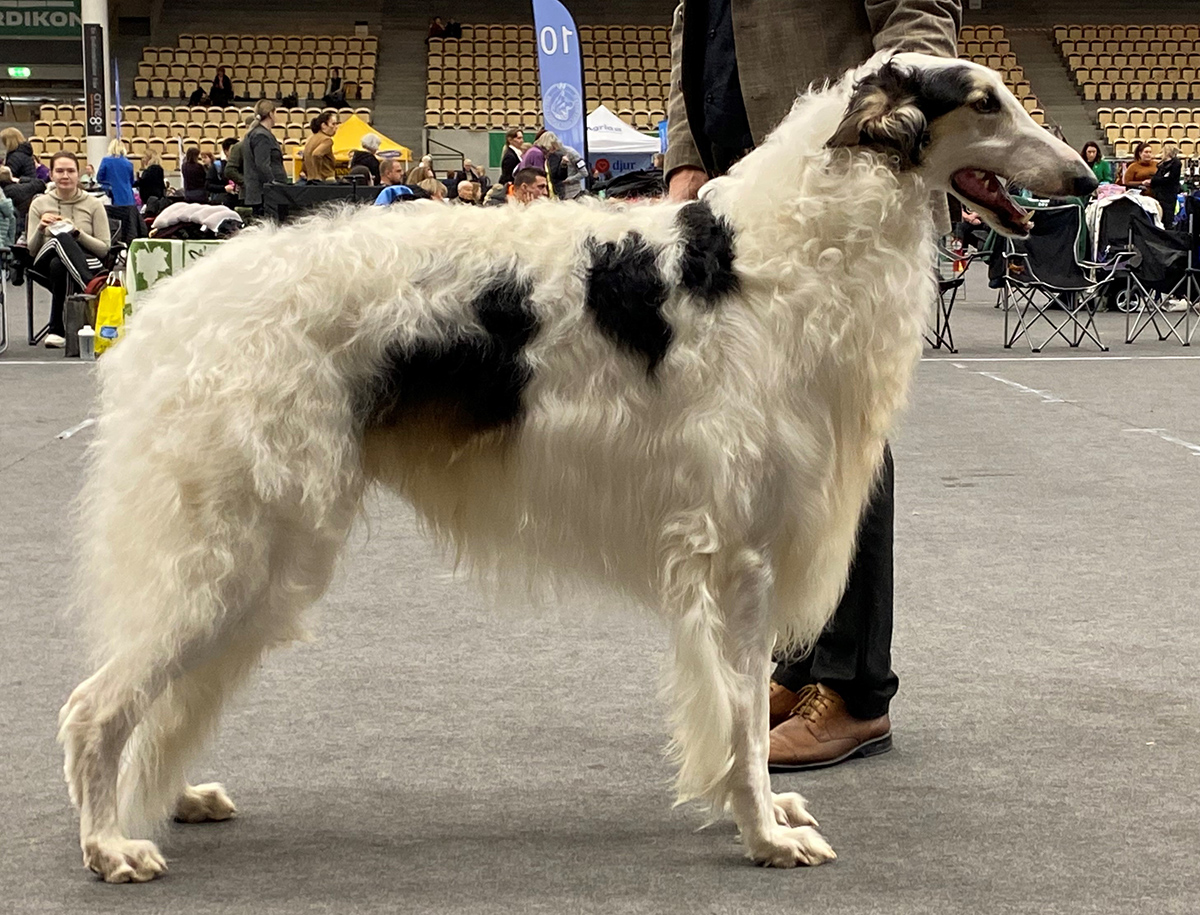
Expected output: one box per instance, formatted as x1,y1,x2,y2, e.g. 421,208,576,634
362,273,539,431
585,232,672,372
676,202,739,305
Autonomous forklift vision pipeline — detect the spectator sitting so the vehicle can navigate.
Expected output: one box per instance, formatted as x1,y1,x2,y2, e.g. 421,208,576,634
302,111,339,182
427,16,446,41
1122,142,1157,190
26,150,111,348
134,149,166,206
444,17,463,39
418,177,446,200
405,154,434,185
180,147,208,203
1081,141,1112,185
1,127,36,181
188,83,210,106
97,138,136,206
80,162,96,189
378,156,403,187
1150,140,1182,226
210,66,234,107
511,166,549,204
455,180,479,204
322,68,348,109
499,128,524,184
350,133,382,184
465,159,491,194
206,138,236,204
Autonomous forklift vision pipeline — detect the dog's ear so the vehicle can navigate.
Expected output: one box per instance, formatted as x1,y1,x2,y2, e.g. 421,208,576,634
827,61,929,169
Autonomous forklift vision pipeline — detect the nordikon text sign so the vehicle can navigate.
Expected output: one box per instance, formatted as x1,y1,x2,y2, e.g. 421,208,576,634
0,0,82,39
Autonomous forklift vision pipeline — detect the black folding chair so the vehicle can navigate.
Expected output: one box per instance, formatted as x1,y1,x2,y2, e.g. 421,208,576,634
994,204,1126,352
926,245,986,354
19,215,125,345
1095,197,1195,346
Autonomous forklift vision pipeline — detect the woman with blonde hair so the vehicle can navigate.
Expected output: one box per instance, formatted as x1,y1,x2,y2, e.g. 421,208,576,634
1,126,37,180
1150,140,1183,226
135,149,167,204
519,130,567,197
417,176,446,199
405,153,434,185
97,137,136,206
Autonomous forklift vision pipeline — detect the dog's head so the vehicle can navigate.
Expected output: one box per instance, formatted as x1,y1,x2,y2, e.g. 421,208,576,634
827,54,1096,237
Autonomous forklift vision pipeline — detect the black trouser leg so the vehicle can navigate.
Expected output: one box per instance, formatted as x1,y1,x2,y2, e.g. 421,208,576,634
773,445,898,720
46,256,71,336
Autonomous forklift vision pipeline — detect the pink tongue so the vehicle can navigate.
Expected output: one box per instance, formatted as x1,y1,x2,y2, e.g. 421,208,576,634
953,168,1028,223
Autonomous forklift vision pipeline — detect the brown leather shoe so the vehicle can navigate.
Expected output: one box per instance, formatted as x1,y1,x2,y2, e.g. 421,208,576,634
768,683,892,772
768,680,803,730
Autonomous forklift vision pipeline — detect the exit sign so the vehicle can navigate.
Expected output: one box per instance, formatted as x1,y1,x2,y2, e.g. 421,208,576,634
7,66,32,78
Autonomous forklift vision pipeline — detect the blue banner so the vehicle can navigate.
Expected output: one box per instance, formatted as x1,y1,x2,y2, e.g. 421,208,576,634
531,0,586,163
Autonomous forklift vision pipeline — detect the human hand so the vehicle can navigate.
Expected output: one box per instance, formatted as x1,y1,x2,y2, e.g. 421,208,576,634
39,212,63,228
668,166,707,201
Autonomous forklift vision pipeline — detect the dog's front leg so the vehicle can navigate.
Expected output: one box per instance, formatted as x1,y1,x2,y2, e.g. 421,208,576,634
665,545,835,867
720,553,836,868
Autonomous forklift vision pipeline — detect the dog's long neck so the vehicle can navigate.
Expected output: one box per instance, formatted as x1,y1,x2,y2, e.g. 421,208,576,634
702,84,934,262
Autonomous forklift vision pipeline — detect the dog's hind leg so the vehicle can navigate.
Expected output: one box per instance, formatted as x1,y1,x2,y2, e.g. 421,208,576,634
664,541,835,868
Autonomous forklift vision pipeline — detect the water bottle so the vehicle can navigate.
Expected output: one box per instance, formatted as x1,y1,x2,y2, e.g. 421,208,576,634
78,325,96,361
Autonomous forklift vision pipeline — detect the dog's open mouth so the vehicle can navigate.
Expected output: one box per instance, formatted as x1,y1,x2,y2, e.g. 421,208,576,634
951,169,1031,236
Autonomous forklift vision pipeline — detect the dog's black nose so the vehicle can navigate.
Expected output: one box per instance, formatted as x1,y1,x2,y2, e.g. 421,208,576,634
1072,172,1099,197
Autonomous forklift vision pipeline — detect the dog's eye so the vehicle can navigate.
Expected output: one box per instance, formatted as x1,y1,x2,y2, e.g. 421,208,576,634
972,93,1000,114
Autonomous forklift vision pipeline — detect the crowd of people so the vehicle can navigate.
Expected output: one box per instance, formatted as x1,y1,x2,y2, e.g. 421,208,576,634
1080,138,1185,224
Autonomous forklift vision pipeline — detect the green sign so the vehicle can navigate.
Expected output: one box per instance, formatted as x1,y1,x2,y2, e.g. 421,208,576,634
0,0,82,39
7,66,32,78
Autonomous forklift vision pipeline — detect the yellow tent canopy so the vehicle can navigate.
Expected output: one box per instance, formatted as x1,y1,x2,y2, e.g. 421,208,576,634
289,113,411,179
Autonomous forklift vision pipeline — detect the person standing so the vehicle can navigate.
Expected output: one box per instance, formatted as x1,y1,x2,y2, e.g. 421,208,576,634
26,151,111,348
134,149,166,205
666,0,961,771
1121,142,1157,190
96,139,136,206
1150,140,1182,226
242,99,288,215
499,128,524,184
181,147,208,202
302,111,339,182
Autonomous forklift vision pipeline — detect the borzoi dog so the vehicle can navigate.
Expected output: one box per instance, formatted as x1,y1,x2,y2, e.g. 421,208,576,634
59,54,1095,881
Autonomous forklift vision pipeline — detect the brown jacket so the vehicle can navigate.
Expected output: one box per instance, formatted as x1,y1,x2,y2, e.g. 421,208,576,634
302,133,337,181
665,0,962,180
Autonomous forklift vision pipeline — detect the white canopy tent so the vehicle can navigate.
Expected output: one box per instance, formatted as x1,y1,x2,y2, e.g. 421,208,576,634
585,104,661,176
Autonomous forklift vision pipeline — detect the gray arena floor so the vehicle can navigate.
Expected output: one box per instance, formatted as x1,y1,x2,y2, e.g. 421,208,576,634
2,270,1198,914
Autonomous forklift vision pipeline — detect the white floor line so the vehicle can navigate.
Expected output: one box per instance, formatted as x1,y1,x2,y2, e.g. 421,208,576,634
1124,428,1200,457
56,418,96,439
972,370,1069,404
928,354,1200,362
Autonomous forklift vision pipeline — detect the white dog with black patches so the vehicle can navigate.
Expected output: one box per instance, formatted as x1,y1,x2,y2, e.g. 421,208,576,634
59,54,1094,882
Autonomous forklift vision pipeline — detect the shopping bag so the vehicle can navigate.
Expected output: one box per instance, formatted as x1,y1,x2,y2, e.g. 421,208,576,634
94,279,127,356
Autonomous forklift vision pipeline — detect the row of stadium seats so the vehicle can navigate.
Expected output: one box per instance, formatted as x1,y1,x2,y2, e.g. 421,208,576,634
1098,106,1200,157
426,22,1048,131
172,34,377,54
133,34,375,100
1054,24,1200,42
37,105,371,128
133,77,374,102
1056,24,1200,103
26,132,319,172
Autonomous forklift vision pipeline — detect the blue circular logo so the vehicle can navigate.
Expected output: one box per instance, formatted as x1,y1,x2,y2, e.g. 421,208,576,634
544,82,583,133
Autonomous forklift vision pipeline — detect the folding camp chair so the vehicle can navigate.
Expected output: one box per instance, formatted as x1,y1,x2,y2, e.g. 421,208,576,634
926,244,986,353
1095,196,1196,345
994,203,1125,352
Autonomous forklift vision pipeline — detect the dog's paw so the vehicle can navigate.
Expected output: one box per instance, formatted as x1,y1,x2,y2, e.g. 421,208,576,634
747,825,837,868
772,791,819,829
83,837,167,883
174,783,237,823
